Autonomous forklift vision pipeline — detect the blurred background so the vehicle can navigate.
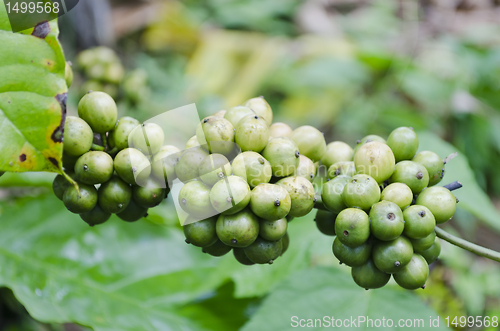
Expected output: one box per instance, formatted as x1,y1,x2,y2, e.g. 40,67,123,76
2,0,500,330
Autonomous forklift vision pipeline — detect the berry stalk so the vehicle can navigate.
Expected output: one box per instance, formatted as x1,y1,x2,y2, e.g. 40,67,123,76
435,227,500,263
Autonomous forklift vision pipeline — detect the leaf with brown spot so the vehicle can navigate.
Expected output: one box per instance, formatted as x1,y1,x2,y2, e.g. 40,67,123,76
0,11,67,175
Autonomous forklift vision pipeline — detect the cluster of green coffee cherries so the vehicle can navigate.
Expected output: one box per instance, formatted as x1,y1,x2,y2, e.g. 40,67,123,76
53,90,167,225
76,46,149,103
316,128,457,290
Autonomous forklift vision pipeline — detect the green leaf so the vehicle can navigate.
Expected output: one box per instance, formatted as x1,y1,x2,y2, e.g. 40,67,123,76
418,132,500,232
0,195,232,330
242,267,449,331
0,3,67,174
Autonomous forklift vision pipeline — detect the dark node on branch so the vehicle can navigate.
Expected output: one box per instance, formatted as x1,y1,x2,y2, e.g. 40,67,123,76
32,21,50,39
19,154,26,162
443,181,462,191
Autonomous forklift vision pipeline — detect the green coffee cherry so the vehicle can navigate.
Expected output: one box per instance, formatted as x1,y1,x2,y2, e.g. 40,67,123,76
387,127,419,162
250,184,291,221
231,152,272,188
281,232,290,256
129,123,165,155
63,183,98,214
80,204,111,226
342,174,380,211
415,186,456,224
380,183,413,210
276,176,315,218
351,259,391,290
52,173,77,200
390,161,429,194
183,216,218,247
116,199,148,222
392,254,429,290
321,141,354,169
269,122,292,138
98,176,132,214
402,205,436,239
108,116,140,151
321,175,350,213
65,62,73,88
202,240,232,257
75,151,114,185
412,151,444,186
151,145,181,184
185,135,201,149
179,181,216,218
199,154,231,186
353,135,387,155
410,231,436,253
333,237,372,267
244,96,273,126
133,178,166,208
295,155,316,181
314,209,336,236
210,175,251,215
114,148,151,185
260,218,288,241
104,62,125,84
289,126,327,162
63,116,93,157
373,236,413,273
175,146,209,183
354,141,395,183
327,161,356,179
369,201,405,241
262,137,300,177
233,248,255,265
420,238,441,264
216,208,260,247
243,236,282,264
78,91,117,133
235,115,270,153
223,105,255,127
196,116,235,155
334,208,370,248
